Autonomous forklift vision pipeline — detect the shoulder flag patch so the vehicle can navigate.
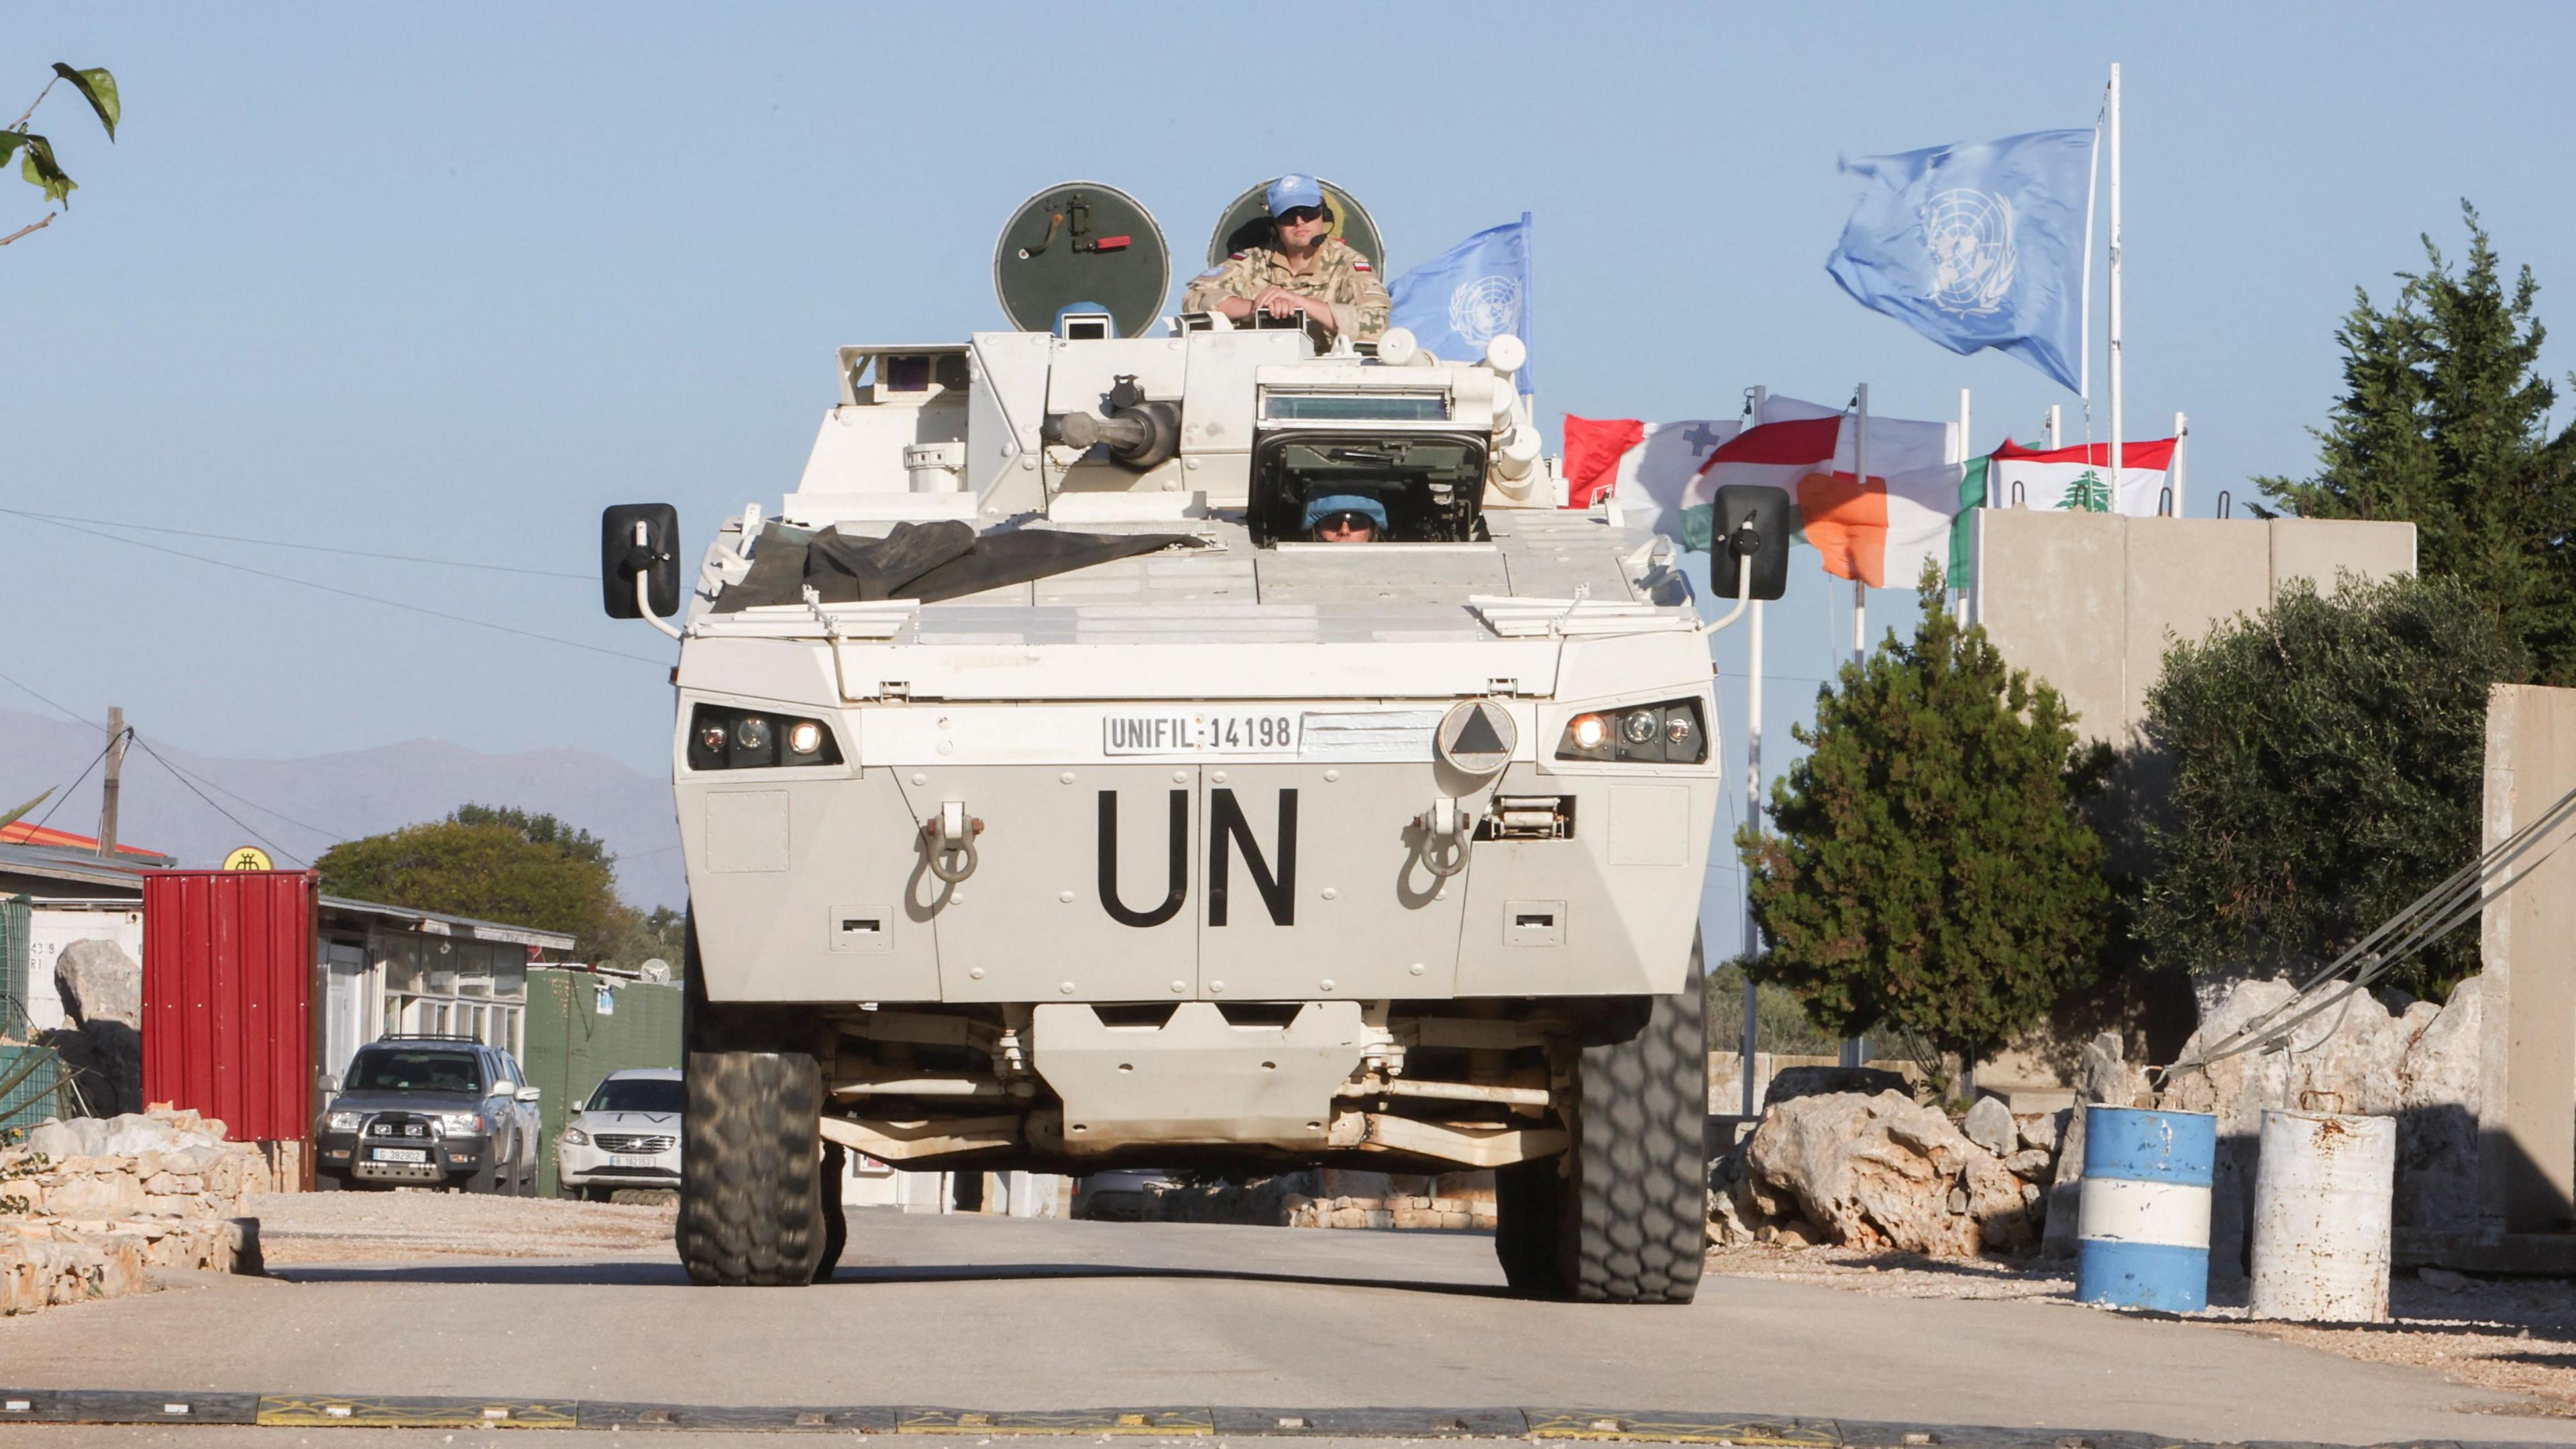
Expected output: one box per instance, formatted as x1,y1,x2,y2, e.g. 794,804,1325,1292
1229,251,1247,260
1352,261,1373,272
1195,267,1226,280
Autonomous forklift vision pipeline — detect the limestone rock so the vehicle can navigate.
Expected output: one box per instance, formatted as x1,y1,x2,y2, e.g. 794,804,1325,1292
54,939,141,1028
1961,1097,2018,1156
1746,1091,1994,1256
2163,976,2420,1269
1766,1066,1909,1106
2017,1108,2070,1155
42,1173,146,1220
2394,976,2481,1234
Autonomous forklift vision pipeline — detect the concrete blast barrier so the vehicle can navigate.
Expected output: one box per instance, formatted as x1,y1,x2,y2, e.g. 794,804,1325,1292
2249,1109,2394,1322
2076,1106,2215,1312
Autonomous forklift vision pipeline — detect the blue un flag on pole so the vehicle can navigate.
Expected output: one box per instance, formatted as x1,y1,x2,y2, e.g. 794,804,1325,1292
1825,129,2096,394
1390,213,1532,393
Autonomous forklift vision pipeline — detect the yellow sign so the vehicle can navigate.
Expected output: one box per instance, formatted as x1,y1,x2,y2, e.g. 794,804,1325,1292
223,846,274,871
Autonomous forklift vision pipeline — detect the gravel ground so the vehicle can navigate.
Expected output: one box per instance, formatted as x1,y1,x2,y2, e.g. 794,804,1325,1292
252,1189,679,1264
1705,1242,2576,1417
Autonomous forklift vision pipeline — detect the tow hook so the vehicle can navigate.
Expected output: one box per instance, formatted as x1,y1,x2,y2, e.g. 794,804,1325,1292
924,802,984,883
1414,797,1474,880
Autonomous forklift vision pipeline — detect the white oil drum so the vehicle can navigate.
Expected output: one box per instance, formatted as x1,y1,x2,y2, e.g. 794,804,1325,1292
2249,1109,2396,1322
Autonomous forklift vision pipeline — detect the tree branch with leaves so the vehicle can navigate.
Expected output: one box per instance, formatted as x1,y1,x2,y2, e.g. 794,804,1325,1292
1,62,119,246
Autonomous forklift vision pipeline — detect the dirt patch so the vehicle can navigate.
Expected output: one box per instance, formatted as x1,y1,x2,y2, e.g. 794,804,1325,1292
253,1188,678,1264
1703,1245,2576,1414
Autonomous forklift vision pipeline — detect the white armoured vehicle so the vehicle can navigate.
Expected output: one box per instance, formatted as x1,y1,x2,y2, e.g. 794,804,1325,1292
600,182,1787,1301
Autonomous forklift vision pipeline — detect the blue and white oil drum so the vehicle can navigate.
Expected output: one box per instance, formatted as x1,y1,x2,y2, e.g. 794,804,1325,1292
2075,1106,2217,1312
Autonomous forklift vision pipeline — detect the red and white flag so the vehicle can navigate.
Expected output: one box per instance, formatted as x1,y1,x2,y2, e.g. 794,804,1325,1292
1986,437,2180,515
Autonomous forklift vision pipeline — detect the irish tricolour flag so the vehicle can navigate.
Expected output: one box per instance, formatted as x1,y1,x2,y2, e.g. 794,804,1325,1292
1987,437,2180,516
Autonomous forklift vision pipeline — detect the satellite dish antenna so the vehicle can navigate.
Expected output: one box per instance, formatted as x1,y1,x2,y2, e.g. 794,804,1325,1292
1205,178,1386,274
992,180,1169,339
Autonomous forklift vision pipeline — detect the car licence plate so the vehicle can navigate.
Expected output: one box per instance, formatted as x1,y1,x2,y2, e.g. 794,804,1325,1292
371,1148,428,1163
609,1154,661,1168
1104,712,1298,755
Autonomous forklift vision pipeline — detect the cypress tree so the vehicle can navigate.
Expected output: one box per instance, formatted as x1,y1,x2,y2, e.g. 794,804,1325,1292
2258,205,2576,682
1736,568,2110,1071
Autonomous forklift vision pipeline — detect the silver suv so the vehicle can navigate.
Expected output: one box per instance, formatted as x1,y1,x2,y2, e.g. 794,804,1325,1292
315,1036,545,1194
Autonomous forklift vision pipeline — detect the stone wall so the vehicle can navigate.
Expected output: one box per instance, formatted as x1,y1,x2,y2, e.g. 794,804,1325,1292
1,1106,269,1315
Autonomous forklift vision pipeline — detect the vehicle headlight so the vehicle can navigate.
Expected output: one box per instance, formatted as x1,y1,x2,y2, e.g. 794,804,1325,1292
327,1111,362,1132
686,703,842,771
559,1126,589,1147
437,1112,485,1135
1556,698,1709,764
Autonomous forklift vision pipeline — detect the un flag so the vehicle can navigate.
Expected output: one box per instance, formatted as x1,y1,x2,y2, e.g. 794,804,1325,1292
1389,213,1532,393
1825,129,2096,394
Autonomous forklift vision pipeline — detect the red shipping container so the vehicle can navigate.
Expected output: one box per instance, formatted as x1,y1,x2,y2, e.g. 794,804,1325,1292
141,870,320,1146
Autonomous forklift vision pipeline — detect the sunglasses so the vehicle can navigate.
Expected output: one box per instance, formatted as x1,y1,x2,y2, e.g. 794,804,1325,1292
1314,512,1376,533
1275,206,1328,226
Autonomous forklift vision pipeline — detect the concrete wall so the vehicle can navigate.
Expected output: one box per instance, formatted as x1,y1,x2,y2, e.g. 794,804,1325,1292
1970,510,2417,747
2477,684,2576,1235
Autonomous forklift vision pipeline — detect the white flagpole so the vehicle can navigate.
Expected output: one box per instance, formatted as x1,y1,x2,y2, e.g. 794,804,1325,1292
2171,410,2190,516
1851,382,1870,668
2108,61,2124,481
1841,382,1868,1073
1955,388,1971,622
2046,404,2062,449
1741,383,1768,1118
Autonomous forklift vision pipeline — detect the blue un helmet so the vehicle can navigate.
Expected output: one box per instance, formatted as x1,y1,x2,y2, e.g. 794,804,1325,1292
1301,493,1388,538
1266,174,1326,217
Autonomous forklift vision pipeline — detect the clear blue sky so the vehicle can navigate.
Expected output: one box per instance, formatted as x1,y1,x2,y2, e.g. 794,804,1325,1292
7,4,2570,933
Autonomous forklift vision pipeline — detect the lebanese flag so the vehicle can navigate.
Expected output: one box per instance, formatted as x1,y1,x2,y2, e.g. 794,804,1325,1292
1988,437,2180,516
1561,414,1743,533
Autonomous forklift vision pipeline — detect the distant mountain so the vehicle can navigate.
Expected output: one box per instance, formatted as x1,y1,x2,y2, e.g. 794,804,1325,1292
0,708,682,909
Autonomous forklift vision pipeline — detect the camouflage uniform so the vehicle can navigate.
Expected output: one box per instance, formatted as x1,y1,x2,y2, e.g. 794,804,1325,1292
1183,235,1391,341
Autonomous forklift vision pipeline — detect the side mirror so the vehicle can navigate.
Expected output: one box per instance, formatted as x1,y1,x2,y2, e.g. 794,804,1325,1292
517,1087,542,1104
601,503,682,621
321,1073,340,1096
1711,485,1792,602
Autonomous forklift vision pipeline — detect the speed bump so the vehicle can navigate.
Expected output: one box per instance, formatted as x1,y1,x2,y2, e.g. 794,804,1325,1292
255,1395,580,1429
899,1406,1216,1435
1527,1408,1841,1446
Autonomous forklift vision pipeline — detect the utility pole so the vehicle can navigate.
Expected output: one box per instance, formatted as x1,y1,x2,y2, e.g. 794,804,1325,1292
97,706,127,858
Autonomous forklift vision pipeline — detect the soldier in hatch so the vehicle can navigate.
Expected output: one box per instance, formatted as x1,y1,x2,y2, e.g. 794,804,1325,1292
1183,175,1391,342
1303,493,1387,543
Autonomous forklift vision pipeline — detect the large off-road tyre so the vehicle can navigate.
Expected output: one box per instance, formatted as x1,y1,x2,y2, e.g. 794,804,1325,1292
1557,946,1709,1304
816,1143,848,1281
678,1049,828,1286
1491,1158,1567,1296
675,906,832,1286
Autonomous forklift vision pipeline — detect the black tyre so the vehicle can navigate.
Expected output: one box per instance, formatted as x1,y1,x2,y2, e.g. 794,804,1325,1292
1491,1157,1567,1295
678,1049,827,1286
1558,943,1709,1303
314,1167,348,1193
816,1143,848,1281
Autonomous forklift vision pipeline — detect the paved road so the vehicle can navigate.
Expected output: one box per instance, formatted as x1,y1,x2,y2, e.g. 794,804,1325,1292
3,1211,2571,1447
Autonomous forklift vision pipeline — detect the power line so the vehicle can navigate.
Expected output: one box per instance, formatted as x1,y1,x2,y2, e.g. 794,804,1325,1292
0,506,590,580
30,731,120,835
128,732,350,846
128,735,303,867
8,511,673,667
0,667,90,726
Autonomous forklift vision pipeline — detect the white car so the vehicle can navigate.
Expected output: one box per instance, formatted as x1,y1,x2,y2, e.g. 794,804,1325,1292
555,1068,682,1200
